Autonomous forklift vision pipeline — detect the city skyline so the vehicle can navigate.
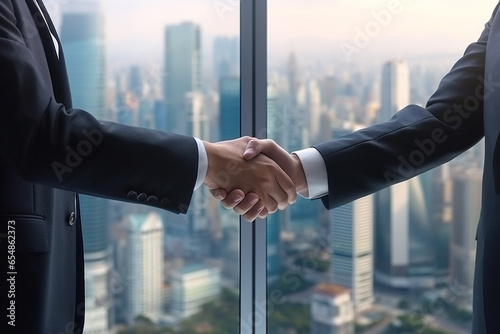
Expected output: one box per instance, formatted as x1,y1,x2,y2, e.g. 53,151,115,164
45,1,485,332
44,0,498,65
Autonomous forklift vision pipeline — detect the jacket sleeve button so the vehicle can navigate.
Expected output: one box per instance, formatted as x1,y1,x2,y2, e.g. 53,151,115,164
137,193,148,201
68,212,76,226
161,198,171,207
147,196,158,204
127,191,138,199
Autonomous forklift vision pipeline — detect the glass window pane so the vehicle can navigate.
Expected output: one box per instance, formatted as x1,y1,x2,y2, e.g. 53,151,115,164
267,1,494,333
46,0,240,332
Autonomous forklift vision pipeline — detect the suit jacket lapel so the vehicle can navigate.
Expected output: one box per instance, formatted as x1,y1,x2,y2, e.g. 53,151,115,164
25,0,72,108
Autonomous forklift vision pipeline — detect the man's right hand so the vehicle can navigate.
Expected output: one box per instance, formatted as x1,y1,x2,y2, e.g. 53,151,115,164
211,138,308,220
203,137,297,221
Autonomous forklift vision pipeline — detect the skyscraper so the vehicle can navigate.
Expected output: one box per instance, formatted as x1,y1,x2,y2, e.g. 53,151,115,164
450,166,482,292
379,59,409,123
219,77,240,141
330,195,374,312
213,36,239,78
164,22,201,135
126,213,164,323
60,1,112,332
375,59,437,289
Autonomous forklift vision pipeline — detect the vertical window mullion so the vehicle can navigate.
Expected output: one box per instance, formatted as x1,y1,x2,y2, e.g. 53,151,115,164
240,1,267,334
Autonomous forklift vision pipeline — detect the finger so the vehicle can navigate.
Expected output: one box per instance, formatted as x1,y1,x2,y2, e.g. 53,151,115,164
257,208,269,219
242,200,265,222
243,139,264,160
275,167,297,205
266,167,296,210
220,189,245,210
233,193,260,215
262,195,279,214
210,189,227,201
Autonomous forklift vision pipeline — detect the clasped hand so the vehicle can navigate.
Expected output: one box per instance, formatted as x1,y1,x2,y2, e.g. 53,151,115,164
203,137,307,221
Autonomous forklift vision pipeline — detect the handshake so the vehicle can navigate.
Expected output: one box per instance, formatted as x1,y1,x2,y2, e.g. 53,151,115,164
202,136,308,221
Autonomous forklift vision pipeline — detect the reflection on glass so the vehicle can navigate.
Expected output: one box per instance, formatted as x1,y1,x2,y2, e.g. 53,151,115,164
267,1,492,333
50,0,240,332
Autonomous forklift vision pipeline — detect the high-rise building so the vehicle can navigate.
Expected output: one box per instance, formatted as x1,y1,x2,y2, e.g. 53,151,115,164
330,194,374,312
450,166,482,292
163,22,201,135
213,36,239,78
308,79,323,140
219,77,240,141
60,2,112,332
329,125,373,312
379,59,409,122
375,60,437,289
126,213,164,323
170,263,221,319
287,51,299,108
311,283,354,334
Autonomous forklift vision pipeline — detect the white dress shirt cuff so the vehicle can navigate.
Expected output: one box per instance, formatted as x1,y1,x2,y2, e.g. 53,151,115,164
293,148,328,199
194,138,208,190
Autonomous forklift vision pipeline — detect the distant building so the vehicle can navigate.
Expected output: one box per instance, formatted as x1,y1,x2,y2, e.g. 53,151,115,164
219,77,240,140
375,59,439,289
213,36,239,78
126,213,164,323
60,1,112,332
450,166,482,292
170,263,221,319
331,194,374,312
311,283,354,334
379,59,409,122
163,22,201,134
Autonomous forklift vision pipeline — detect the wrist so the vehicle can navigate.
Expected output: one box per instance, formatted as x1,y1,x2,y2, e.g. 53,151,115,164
202,141,217,188
291,153,308,194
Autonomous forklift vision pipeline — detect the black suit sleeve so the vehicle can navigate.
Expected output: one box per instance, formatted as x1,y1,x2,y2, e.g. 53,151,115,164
0,0,198,214
314,4,499,210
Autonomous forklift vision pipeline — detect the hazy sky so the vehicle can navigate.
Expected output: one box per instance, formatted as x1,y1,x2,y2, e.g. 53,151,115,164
45,0,499,65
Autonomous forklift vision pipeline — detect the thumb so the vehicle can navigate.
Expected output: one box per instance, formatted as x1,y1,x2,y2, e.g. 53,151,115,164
243,139,263,160
210,189,227,201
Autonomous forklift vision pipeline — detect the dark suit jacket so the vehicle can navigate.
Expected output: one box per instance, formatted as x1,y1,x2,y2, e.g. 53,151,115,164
0,0,199,332
314,3,500,333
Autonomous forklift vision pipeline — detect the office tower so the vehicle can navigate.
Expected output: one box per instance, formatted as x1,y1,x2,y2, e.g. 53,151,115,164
308,79,323,140
322,76,337,109
60,2,112,332
219,77,240,141
170,264,221,319
164,22,201,135
126,213,164,323
375,59,437,289
213,36,239,78
287,51,299,108
185,92,208,138
450,166,482,292
329,124,373,312
330,194,374,312
375,176,437,288
311,283,354,334
379,59,409,122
